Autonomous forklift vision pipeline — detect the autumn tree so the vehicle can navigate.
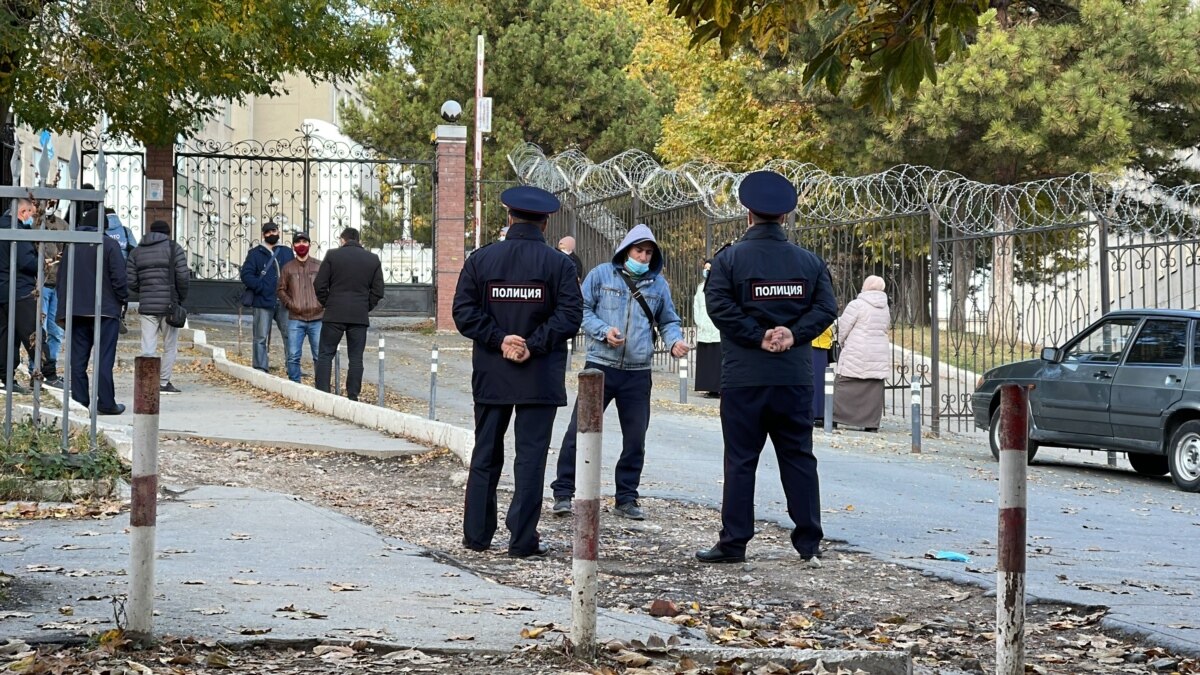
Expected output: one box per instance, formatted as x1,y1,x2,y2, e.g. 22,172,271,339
340,0,663,178
0,0,418,151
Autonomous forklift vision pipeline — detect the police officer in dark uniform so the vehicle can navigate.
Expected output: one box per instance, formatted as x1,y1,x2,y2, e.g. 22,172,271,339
453,186,584,558
696,171,838,566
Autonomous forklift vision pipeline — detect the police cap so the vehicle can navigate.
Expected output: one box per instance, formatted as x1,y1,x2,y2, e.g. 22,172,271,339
738,171,797,217
501,186,560,219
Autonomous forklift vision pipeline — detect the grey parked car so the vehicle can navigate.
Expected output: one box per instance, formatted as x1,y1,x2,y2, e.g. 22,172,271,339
973,309,1200,492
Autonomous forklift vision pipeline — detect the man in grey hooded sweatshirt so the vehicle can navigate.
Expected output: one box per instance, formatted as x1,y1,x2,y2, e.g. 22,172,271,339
550,224,689,520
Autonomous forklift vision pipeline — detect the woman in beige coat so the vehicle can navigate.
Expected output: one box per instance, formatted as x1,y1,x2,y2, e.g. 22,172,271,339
832,275,892,431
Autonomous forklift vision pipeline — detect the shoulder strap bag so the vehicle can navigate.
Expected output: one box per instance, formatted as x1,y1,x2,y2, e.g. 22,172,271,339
618,271,658,343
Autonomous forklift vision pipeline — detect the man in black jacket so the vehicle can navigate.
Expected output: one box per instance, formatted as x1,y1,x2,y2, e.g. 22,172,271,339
57,212,129,415
313,227,384,401
452,186,583,558
127,220,189,394
0,198,39,394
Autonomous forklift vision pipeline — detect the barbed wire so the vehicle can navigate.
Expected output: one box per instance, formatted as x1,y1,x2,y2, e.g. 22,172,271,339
508,143,1200,237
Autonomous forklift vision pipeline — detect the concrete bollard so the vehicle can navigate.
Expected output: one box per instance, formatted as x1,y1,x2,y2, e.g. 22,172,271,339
429,343,438,420
997,383,1029,675
377,336,386,407
572,368,604,660
128,356,161,640
911,380,922,454
678,356,688,404
823,366,834,434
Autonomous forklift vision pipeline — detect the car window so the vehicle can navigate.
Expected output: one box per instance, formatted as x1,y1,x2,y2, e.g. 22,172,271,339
1063,317,1141,363
1124,319,1188,366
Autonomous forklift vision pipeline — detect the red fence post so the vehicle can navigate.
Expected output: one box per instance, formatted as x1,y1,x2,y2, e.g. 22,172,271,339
572,369,604,660
996,383,1029,675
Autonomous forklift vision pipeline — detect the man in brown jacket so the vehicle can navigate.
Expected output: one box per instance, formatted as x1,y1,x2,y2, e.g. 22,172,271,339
276,232,323,383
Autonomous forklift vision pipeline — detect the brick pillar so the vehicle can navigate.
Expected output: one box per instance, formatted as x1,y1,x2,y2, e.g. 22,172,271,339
434,125,467,331
144,145,175,227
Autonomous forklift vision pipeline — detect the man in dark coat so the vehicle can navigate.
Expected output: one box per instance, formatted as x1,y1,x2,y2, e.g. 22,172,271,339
127,220,189,394
0,198,39,394
452,186,583,558
57,212,129,414
240,221,294,372
697,171,838,566
313,227,383,401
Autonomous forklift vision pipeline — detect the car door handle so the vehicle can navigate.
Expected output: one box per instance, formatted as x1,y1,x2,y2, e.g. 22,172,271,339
1092,370,1111,379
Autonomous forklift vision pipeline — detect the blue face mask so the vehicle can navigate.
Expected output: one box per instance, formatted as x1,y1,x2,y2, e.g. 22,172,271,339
702,269,709,279
625,258,649,276
20,217,32,227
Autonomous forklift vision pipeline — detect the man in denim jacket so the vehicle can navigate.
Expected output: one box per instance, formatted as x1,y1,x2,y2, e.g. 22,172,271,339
550,223,689,520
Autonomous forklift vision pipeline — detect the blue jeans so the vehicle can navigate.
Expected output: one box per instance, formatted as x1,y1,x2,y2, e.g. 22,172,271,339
32,288,63,376
252,304,289,371
287,319,322,382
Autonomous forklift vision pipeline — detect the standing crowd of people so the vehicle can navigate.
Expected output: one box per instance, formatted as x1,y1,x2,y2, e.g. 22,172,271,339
453,174,891,564
0,171,892,568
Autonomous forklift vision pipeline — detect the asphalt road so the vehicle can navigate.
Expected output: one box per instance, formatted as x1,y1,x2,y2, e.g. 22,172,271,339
367,327,1200,656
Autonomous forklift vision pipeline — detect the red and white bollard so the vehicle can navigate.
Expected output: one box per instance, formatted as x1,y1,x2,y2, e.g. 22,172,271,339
572,369,604,660
997,383,1029,675
128,356,161,639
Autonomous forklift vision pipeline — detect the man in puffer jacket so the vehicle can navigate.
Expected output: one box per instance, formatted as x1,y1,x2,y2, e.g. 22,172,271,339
126,220,189,394
550,223,689,521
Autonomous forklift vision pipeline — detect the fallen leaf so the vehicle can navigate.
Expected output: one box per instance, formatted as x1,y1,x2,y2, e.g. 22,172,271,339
205,652,230,668
228,533,252,541
615,650,651,666
329,583,363,592
192,607,228,616
521,626,550,639
25,565,63,573
58,606,73,616
238,627,271,635
182,580,206,585
230,579,259,586
125,660,153,674
446,634,475,641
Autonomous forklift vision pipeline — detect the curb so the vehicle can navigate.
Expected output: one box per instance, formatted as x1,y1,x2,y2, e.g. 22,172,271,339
180,327,472,465
674,645,911,674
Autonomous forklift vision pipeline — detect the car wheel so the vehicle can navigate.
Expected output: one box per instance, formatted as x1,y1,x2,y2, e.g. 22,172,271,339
1168,420,1200,492
989,406,1039,463
1127,452,1169,477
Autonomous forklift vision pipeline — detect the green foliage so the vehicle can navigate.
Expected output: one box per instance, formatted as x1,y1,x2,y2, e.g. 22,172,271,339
655,0,991,112
0,422,123,482
0,0,418,144
341,0,663,176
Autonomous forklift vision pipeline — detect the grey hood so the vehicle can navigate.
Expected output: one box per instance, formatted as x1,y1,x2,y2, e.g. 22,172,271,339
611,223,663,275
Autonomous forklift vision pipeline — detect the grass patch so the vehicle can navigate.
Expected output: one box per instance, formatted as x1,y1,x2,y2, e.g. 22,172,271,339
0,420,124,483
889,324,1039,376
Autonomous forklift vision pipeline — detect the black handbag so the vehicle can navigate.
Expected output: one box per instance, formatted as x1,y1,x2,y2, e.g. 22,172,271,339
165,241,188,326
828,341,840,363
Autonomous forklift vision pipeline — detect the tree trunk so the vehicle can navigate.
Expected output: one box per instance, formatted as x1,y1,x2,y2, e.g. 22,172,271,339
988,199,1018,346
949,239,971,332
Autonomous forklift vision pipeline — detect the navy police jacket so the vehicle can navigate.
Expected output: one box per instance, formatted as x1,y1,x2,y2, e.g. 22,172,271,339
705,222,837,389
453,222,584,405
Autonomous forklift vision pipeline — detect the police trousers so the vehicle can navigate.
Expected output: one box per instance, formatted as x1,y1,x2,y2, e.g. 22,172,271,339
718,385,823,557
463,403,557,556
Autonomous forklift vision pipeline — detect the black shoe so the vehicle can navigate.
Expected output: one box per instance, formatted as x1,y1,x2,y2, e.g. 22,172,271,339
118,321,128,335
863,427,878,433
2,381,30,395
800,554,824,569
551,497,572,516
702,392,721,399
462,538,490,552
42,376,64,389
508,543,550,558
695,546,745,564
97,404,126,416
160,382,182,395
614,500,645,520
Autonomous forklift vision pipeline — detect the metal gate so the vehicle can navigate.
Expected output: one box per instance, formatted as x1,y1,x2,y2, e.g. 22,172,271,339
84,127,437,316
174,124,435,315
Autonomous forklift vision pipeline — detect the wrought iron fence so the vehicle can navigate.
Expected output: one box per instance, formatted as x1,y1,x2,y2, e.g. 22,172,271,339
174,124,434,283
3,137,114,452
510,144,1200,433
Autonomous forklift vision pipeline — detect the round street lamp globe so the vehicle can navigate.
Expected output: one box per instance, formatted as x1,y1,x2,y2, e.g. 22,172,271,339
440,100,463,123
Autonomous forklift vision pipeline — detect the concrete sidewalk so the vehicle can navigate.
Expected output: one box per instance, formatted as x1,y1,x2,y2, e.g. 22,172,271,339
2,486,684,650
